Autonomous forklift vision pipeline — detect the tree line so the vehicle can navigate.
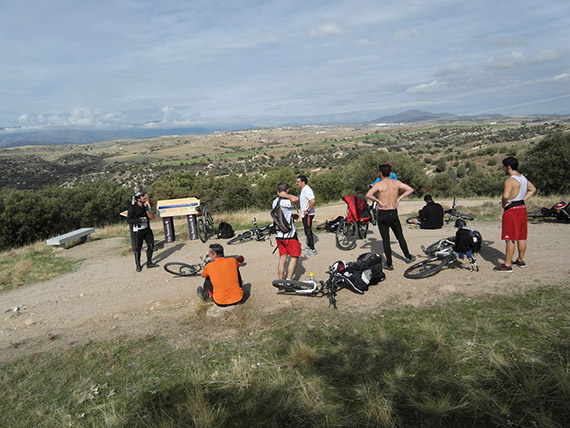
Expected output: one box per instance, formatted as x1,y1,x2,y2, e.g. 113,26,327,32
1,131,568,251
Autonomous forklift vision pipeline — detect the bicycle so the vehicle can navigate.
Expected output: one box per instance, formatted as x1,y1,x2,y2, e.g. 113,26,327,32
164,254,212,277
443,197,474,224
335,195,371,251
404,235,479,279
227,218,273,245
528,201,569,223
196,199,216,243
272,261,360,308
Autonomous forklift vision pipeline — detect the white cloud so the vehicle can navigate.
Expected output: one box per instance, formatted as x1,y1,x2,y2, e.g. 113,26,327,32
309,24,345,37
393,27,419,40
552,73,570,81
434,63,467,77
406,80,446,94
486,51,526,69
356,38,371,46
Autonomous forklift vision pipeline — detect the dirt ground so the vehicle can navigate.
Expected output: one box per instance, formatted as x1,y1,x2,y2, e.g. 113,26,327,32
1,199,569,362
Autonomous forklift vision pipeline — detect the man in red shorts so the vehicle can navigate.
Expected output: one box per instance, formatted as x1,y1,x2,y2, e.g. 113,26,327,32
494,157,536,272
273,182,301,279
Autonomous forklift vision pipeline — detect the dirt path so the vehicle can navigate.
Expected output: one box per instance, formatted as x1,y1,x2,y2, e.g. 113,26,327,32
1,200,568,361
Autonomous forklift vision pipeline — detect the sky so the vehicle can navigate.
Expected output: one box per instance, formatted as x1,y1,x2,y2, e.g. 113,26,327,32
1,0,569,132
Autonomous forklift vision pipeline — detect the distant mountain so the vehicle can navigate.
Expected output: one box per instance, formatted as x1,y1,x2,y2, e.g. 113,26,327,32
369,109,456,124
0,126,229,148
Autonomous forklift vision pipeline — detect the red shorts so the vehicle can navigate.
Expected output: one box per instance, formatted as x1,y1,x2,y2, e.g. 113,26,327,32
276,238,301,257
501,205,527,241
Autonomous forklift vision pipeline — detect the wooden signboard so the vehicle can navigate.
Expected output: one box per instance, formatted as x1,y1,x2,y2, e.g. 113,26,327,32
157,197,200,218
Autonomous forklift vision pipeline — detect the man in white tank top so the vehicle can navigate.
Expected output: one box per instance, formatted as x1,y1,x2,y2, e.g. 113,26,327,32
494,157,536,272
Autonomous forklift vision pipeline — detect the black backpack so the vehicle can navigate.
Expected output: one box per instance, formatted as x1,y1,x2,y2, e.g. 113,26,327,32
325,216,344,232
270,198,292,234
217,221,235,239
557,202,570,223
345,252,385,292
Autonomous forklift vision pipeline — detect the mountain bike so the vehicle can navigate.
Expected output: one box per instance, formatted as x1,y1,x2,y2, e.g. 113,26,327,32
404,236,479,279
444,197,474,224
196,199,216,243
528,201,569,223
227,218,273,245
164,254,212,276
335,195,370,251
272,261,360,308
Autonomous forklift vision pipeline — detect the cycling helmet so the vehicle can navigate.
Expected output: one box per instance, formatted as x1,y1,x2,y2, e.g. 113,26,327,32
330,260,346,274
134,191,146,200
454,219,466,228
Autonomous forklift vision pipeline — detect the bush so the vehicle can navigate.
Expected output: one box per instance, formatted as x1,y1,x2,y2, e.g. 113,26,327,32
522,131,570,194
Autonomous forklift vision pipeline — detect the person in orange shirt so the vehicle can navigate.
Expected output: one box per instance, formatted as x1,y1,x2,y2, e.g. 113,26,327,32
198,244,244,306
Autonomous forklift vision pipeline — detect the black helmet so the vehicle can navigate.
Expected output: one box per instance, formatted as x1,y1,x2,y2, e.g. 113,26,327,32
454,218,466,228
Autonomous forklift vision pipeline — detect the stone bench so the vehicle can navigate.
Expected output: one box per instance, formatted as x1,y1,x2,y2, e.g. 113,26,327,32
46,228,95,249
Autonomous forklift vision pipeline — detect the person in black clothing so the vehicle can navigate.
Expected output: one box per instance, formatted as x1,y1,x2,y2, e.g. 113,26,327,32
412,195,444,229
127,192,158,272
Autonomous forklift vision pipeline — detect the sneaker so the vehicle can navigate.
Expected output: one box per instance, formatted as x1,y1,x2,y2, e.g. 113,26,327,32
383,264,394,271
305,249,318,257
493,263,513,272
147,262,159,268
136,265,142,273
405,255,416,264
301,247,310,253
512,260,526,268
196,286,213,302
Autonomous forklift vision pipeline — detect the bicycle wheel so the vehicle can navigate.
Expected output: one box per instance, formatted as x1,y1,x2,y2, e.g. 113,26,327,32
358,220,369,239
272,279,317,293
197,217,208,243
456,212,474,221
424,237,455,255
404,257,447,279
335,218,358,250
206,212,216,235
316,222,328,231
528,210,547,219
164,262,201,276
406,216,419,224
227,230,252,245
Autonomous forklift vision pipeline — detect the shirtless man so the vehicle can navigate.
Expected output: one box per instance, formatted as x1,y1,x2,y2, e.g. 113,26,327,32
494,157,536,272
366,164,415,270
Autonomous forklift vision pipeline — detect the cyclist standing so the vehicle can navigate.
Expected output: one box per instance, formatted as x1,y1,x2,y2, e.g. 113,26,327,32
296,174,317,257
494,157,536,272
273,183,301,279
365,164,415,270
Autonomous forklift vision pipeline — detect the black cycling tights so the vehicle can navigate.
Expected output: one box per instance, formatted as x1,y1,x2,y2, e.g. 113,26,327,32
377,209,412,266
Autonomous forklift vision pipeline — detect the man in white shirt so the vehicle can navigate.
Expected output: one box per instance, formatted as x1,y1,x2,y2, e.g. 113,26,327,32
296,175,317,257
272,182,301,279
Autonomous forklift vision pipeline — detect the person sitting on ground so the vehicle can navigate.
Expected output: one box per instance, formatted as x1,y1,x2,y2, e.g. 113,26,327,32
411,195,444,229
453,219,476,264
198,244,244,306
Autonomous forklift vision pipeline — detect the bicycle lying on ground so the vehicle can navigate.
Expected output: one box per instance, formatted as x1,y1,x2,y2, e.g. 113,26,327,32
196,199,216,243
164,254,245,277
164,254,212,276
227,218,273,245
528,201,570,223
406,197,474,225
403,235,480,279
272,261,361,308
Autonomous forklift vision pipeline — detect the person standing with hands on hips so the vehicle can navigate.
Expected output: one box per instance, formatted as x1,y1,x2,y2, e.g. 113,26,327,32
296,174,317,257
494,156,536,272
